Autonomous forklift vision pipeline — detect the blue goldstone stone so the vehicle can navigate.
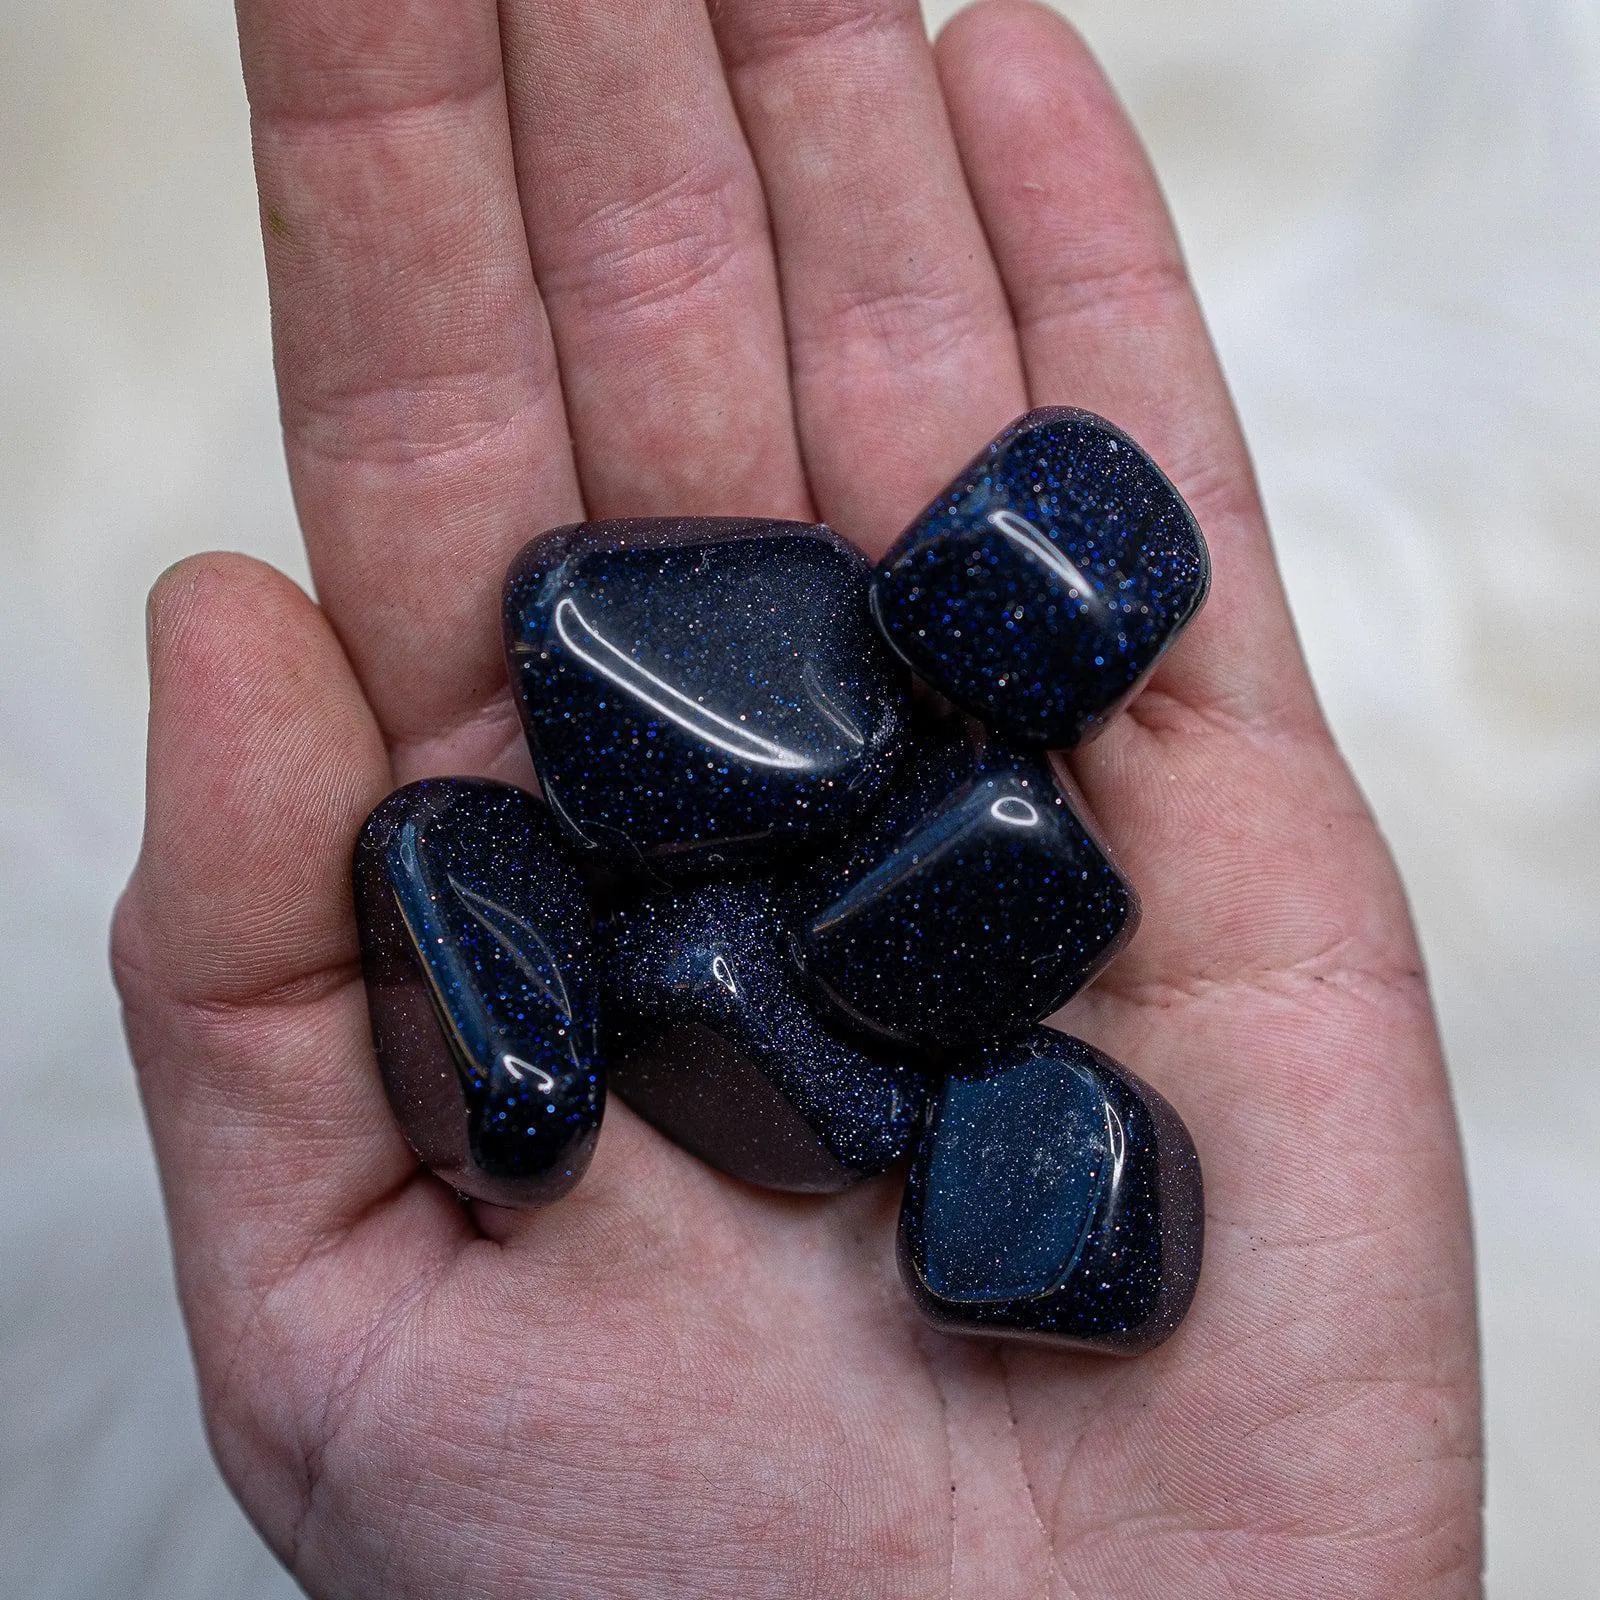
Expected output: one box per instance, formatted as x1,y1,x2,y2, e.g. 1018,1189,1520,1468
870,408,1210,747
353,779,604,1208
503,517,908,881
789,720,1137,1048
602,878,926,1193
899,1029,1204,1353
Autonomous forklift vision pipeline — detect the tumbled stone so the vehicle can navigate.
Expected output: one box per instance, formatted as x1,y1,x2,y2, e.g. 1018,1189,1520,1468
871,409,1209,747
789,720,1137,1048
899,1029,1204,1353
602,878,926,1192
503,517,908,880
353,779,604,1208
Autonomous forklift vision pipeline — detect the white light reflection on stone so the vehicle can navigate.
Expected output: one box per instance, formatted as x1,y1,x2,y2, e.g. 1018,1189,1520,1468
554,598,813,770
989,796,1040,828
986,508,1103,610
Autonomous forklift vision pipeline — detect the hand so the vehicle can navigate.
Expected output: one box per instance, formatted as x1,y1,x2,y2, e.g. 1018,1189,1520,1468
112,1,1482,1593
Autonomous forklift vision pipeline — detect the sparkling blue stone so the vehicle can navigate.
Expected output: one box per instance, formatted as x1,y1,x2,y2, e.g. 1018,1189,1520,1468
353,779,604,1208
789,720,1137,1048
922,1052,1107,1302
899,1029,1204,1353
503,517,908,881
870,409,1209,747
602,878,926,1192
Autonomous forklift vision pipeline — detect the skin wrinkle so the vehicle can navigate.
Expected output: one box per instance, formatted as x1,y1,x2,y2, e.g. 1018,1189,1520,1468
250,71,508,143
164,961,365,1021
237,0,503,99
1069,1509,1474,1598
534,155,761,310
1114,683,1323,745
288,1246,448,1577
282,369,560,473
790,277,1016,376
196,1170,460,1492
998,1350,1063,1600
1185,1534,1252,1600
1087,941,1431,1014
918,1333,958,1600
712,0,928,76
389,695,531,788
1014,258,1193,331
559,224,750,322
362,611,528,774
453,1366,815,1591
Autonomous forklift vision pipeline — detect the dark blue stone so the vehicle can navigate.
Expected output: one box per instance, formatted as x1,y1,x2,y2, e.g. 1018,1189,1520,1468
353,779,604,1208
602,878,926,1192
899,1029,1204,1353
503,517,908,881
870,409,1209,747
789,720,1137,1048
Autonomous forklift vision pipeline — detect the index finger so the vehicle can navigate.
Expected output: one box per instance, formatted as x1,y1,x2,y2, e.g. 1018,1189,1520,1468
240,0,581,777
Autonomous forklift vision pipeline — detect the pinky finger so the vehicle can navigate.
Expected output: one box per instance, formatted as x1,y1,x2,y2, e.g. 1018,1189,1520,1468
936,0,1317,735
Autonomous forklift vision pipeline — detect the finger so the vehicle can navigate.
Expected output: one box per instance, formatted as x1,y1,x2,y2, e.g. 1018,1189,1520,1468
936,0,1317,732
240,0,581,774
713,0,1028,551
113,554,469,1317
498,0,811,520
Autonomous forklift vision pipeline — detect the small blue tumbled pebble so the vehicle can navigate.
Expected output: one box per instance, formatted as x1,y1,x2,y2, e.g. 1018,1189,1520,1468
871,408,1209,747
353,779,604,1208
602,878,926,1192
899,1028,1204,1354
503,517,908,881
789,719,1138,1048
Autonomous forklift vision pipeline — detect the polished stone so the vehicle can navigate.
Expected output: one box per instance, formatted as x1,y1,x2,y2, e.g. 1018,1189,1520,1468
602,878,926,1192
871,408,1210,747
503,517,907,880
353,779,604,1208
899,1029,1204,1353
790,720,1137,1048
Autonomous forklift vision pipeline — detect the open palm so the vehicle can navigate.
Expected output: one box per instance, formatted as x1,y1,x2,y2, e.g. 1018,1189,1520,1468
112,1,1481,1594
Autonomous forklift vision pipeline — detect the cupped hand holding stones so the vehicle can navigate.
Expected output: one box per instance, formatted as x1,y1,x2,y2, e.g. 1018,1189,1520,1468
113,2,1481,1595
361,492,1188,1345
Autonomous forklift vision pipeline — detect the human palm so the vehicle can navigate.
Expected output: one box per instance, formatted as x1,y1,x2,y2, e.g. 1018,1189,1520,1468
112,0,1482,1594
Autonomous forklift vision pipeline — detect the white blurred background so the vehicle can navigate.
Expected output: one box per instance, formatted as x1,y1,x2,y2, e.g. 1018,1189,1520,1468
1,0,1596,1593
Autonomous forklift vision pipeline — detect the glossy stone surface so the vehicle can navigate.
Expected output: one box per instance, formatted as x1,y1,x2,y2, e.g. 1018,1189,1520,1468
899,1029,1203,1353
353,779,604,1208
871,408,1210,747
790,721,1137,1048
602,878,926,1192
503,517,907,880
